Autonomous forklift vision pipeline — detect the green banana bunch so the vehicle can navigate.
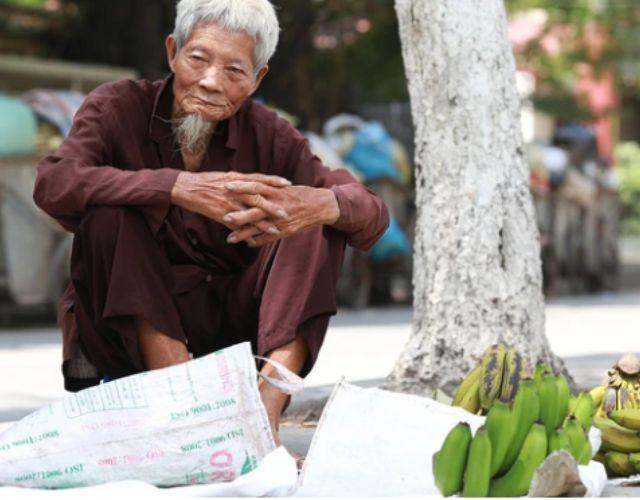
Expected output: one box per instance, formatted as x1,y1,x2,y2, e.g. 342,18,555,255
479,344,508,411
572,392,594,431
488,423,547,497
564,416,589,461
462,426,492,497
595,415,640,453
554,375,571,428
609,408,640,431
499,378,540,475
485,400,515,477
538,374,559,437
452,365,482,414
433,422,472,496
499,349,525,402
548,427,572,455
604,451,636,476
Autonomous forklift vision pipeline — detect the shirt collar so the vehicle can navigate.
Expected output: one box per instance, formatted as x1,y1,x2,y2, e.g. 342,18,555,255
148,73,239,151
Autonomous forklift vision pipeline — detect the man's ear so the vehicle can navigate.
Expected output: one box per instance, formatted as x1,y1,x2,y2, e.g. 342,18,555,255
250,65,270,95
165,35,178,73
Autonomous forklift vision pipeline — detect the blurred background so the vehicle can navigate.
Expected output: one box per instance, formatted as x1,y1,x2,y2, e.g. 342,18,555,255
1,0,639,320
0,0,638,420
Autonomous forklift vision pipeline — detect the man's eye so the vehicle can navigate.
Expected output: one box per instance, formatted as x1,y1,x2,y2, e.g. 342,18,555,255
190,55,205,62
228,67,243,74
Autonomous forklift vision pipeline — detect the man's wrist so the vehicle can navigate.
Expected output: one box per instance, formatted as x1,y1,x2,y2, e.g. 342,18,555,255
322,188,340,226
171,172,196,205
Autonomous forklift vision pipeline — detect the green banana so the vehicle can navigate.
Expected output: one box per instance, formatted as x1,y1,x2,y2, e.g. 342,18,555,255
499,378,540,475
605,451,636,477
554,374,571,429
538,374,559,437
593,450,606,464
589,385,606,409
453,365,482,407
462,426,492,497
554,375,571,429
499,349,524,403
485,400,515,477
488,423,547,497
434,422,472,496
563,416,588,461
609,408,640,431
548,427,572,455
629,452,640,473
568,395,578,416
480,344,508,411
455,377,482,415
533,363,550,391
578,439,592,465
596,416,640,453
573,392,594,431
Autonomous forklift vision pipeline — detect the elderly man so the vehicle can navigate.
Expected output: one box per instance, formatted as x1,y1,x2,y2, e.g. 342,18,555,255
33,0,388,445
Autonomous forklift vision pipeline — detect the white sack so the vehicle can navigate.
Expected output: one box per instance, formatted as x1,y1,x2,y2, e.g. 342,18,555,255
0,342,276,489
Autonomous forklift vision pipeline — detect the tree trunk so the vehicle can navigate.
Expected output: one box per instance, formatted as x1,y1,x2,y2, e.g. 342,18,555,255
387,0,568,396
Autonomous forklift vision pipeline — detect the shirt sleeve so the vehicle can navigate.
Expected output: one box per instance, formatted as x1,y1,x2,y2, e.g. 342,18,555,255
275,119,390,252
33,91,180,233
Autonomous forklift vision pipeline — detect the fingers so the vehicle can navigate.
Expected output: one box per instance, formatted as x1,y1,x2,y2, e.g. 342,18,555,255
253,219,281,236
223,207,271,227
227,220,280,245
246,173,291,187
227,173,292,188
227,225,262,244
235,193,288,220
225,181,272,196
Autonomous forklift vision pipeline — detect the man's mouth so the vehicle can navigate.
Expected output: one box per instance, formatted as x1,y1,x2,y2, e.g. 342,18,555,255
192,97,224,107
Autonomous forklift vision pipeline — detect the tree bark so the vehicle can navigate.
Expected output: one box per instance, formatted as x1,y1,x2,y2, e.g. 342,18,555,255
387,0,568,396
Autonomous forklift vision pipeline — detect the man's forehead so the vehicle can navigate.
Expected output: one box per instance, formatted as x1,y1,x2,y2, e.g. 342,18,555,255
184,24,254,58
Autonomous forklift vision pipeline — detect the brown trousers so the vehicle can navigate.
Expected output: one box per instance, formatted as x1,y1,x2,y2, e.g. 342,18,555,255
70,206,346,381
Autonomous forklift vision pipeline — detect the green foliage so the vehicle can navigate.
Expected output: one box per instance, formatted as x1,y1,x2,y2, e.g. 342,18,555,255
506,0,640,121
616,142,640,236
0,0,45,8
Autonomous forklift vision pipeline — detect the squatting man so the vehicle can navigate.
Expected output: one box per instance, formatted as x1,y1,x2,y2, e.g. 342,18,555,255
34,0,389,449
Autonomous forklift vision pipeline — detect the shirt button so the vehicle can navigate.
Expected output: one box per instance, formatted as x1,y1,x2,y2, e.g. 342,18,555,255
205,274,213,283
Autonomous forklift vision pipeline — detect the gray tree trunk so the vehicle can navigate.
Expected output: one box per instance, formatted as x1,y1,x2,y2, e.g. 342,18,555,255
387,0,567,396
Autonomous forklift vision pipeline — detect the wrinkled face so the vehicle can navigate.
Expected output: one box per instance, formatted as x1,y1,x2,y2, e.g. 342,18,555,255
166,23,268,123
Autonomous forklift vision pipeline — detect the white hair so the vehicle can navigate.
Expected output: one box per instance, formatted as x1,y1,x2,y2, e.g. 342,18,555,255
173,0,280,72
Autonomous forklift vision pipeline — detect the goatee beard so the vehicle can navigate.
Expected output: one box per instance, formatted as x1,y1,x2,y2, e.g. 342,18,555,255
172,114,215,155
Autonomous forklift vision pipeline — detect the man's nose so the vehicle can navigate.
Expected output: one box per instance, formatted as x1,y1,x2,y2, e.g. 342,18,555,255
199,65,224,93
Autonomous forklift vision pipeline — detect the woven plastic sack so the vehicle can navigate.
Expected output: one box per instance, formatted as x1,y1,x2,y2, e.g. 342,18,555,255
0,342,275,489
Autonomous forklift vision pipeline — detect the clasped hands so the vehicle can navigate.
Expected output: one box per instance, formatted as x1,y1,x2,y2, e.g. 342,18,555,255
171,171,340,247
